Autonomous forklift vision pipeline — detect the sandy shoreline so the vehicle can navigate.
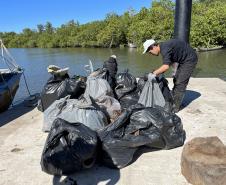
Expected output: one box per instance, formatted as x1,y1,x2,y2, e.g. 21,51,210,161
1,78,226,185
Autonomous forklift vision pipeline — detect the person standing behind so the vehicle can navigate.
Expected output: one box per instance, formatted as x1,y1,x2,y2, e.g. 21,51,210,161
143,39,198,112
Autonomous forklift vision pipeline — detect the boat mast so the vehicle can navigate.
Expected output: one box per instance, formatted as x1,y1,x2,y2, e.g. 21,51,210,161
0,39,20,71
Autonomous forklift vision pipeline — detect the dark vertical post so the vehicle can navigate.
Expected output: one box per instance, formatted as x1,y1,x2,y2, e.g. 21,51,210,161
174,0,192,43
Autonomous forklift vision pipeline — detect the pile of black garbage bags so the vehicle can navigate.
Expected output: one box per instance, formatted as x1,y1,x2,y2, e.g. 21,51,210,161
38,56,186,176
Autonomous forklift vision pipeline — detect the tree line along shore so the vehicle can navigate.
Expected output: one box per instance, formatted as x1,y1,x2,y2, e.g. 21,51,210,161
0,0,225,49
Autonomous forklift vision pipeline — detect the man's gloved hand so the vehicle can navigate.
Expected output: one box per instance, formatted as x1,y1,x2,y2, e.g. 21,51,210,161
148,73,156,81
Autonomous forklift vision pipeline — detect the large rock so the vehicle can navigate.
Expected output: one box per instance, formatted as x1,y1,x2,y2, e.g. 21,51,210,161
181,137,226,185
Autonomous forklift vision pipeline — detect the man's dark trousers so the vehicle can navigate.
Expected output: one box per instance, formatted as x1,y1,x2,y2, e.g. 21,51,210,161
172,58,197,112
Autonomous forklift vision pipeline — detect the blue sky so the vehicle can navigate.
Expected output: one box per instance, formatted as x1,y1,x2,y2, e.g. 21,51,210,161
1,0,151,33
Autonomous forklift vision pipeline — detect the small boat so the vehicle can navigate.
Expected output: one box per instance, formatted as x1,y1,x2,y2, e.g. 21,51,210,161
0,39,23,112
128,43,137,48
197,45,224,52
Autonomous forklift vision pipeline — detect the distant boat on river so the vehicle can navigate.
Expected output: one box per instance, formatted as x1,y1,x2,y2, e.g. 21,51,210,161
196,45,224,52
128,43,137,48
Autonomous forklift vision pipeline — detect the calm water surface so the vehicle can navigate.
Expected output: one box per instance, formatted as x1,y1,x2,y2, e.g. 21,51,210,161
1,48,226,102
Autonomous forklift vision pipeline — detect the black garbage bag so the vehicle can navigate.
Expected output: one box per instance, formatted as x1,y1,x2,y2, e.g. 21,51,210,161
98,109,137,169
104,71,117,93
115,70,137,99
37,74,69,112
156,75,174,112
119,90,140,110
98,104,148,169
103,56,118,78
103,56,118,90
41,118,98,175
37,74,86,112
66,76,86,99
129,107,186,149
98,104,185,169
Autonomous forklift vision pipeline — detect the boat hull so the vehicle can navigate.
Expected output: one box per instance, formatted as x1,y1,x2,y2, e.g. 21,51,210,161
0,71,22,113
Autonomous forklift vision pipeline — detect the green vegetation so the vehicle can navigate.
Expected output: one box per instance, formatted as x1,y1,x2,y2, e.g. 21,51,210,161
0,0,225,48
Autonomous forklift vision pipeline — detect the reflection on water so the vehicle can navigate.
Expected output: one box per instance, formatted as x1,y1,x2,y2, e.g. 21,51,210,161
0,48,225,102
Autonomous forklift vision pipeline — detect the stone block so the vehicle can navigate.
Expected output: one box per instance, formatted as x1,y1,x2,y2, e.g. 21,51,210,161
181,137,226,185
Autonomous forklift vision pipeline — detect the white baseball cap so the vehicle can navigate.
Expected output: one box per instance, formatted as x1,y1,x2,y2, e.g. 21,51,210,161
142,39,156,54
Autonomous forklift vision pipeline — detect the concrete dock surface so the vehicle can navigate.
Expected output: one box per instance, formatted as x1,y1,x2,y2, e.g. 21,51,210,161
0,78,226,185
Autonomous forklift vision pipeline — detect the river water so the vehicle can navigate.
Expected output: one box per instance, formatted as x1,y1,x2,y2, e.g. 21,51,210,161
1,48,226,102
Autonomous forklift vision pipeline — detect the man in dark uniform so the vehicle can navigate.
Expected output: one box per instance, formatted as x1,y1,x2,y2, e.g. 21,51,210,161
143,39,198,112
